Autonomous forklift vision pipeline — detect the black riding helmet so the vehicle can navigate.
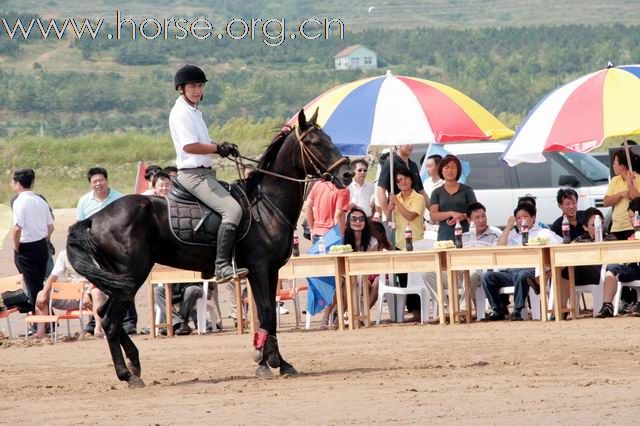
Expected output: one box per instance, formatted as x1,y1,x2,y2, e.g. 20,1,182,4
174,64,208,90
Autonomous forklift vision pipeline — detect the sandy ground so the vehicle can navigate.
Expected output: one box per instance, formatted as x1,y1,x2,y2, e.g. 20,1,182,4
2,210,640,424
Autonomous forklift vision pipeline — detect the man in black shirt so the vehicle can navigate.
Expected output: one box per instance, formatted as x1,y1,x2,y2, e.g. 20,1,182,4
550,188,585,241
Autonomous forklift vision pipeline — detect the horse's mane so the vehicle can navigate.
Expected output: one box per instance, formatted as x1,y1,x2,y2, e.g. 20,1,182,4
244,125,292,191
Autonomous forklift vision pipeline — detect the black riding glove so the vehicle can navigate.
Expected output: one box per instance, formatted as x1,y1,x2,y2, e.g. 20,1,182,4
217,142,239,158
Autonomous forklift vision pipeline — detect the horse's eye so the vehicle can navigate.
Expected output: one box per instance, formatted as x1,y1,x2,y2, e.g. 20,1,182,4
308,137,321,146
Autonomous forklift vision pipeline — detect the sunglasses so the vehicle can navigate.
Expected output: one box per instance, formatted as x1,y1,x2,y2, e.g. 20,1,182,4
356,168,368,172
350,216,366,223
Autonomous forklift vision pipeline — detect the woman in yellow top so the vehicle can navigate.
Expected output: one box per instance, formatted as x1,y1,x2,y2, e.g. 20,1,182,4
389,166,426,249
604,149,640,240
389,166,426,322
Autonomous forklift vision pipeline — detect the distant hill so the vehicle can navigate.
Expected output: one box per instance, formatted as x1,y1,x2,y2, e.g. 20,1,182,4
3,0,640,29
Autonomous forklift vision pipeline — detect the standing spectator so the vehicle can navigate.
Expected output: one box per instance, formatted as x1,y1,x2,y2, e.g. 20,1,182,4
76,167,137,334
550,188,585,240
604,149,640,240
422,154,444,198
429,155,477,241
152,171,172,197
376,145,429,226
348,159,375,217
163,166,178,178
10,168,54,327
306,180,350,240
389,167,427,322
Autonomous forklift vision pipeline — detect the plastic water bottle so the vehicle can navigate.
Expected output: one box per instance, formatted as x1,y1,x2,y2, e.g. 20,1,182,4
292,231,300,257
454,220,463,249
594,215,603,242
318,236,326,255
469,221,477,247
634,211,640,232
520,218,529,246
562,214,571,244
404,224,413,252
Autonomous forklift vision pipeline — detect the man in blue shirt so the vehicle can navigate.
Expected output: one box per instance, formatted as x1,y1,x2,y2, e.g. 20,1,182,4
76,167,137,334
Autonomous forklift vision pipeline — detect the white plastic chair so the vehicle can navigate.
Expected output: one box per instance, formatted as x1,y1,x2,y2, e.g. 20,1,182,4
375,273,430,324
613,280,640,316
196,281,220,334
548,266,605,318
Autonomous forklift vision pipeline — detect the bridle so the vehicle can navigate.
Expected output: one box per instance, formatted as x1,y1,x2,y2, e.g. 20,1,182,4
230,125,349,185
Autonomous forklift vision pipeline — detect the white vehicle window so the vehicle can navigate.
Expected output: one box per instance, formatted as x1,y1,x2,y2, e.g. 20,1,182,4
514,160,573,188
559,152,610,184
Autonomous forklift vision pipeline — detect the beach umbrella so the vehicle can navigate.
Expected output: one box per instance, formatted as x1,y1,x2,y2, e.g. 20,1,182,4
502,63,640,167
289,71,514,157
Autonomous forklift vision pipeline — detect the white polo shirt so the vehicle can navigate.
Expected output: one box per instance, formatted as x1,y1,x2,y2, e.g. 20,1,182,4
348,180,375,216
169,96,214,169
12,191,54,243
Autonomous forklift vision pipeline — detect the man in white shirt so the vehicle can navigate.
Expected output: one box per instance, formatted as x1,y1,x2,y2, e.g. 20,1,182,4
482,203,561,321
11,168,54,320
170,64,247,282
347,159,375,217
422,202,501,316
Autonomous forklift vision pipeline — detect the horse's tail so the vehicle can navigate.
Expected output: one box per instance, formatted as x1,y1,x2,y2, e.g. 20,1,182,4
66,219,137,299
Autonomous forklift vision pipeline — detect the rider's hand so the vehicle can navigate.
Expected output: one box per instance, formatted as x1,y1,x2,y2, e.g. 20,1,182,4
217,142,239,158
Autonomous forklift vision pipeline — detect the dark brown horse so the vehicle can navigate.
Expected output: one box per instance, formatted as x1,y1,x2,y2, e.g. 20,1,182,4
66,109,352,387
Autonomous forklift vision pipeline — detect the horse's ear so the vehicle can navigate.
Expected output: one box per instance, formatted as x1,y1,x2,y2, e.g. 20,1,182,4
297,109,308,131
309,108,319,127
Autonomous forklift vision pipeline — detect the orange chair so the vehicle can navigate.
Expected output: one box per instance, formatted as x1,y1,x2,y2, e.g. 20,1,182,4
276,280,308,328
24,281,91,342
0,274,24,339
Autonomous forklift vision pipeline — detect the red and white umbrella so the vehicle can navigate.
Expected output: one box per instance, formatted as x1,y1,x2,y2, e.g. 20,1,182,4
502,63,640,166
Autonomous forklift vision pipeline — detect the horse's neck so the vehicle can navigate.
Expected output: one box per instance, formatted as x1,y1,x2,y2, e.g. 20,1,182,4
259,147,306,227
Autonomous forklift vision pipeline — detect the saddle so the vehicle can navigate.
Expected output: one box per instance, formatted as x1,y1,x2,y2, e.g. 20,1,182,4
167,178,249,246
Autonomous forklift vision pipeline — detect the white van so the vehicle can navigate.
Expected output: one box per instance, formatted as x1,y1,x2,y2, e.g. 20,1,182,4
427,142,611,228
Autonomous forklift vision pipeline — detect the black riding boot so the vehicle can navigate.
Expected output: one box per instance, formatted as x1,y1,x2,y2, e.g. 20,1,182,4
215,223,248,283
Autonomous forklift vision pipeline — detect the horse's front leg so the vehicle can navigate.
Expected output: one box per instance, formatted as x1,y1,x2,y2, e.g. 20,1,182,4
248,266,281,376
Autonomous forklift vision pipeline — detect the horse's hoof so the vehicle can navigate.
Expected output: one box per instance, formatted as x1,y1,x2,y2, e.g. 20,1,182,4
127,375,146,389
255,365,273,378
279,364,299,376
267,353,280,369
127,361,141,378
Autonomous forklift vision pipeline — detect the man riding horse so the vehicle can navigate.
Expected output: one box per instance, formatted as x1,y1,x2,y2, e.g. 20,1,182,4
170,64,248,283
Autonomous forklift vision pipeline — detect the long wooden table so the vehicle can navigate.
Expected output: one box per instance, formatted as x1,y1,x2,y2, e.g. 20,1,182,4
278,254,346,330
548,239,640,319
343,249,447,328
444,245,551,323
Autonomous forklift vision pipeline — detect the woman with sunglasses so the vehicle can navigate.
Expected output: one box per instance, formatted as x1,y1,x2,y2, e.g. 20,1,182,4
320,207,388,328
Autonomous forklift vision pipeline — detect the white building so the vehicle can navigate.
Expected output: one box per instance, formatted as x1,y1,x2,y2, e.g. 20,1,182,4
334,45,378,71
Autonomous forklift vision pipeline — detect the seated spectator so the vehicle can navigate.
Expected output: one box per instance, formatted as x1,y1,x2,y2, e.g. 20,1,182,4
550,188,585,240
141,165,162,195
482,203,562,321
429,155,477,242
348,159,375,217
517,195,550,229
423,202,502,318
152,171,172,197
151,283,211,335
597,197,640,318
320,207,382,328
34,250,106,339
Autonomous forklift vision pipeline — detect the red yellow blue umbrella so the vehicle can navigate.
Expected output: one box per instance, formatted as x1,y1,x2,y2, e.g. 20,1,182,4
290,71,513,156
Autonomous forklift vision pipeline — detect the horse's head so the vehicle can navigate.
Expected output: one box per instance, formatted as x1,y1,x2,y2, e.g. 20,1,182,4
290,108,353,188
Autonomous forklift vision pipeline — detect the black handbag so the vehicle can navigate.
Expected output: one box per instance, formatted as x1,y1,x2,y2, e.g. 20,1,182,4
2,289,31,313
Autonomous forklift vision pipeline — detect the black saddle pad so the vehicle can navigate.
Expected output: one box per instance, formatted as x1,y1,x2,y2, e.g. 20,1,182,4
167,178,248,246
